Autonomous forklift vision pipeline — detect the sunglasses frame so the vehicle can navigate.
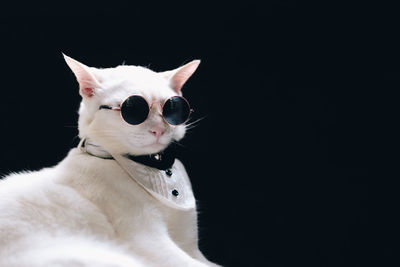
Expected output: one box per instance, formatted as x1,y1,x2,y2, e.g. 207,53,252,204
100,94,193,126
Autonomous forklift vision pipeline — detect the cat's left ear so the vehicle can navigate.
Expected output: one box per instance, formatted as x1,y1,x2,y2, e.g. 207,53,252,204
162,60,201,94
63,54,101,98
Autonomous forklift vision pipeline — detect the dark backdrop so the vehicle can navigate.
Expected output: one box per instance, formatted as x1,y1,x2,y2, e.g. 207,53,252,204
0,1,398,267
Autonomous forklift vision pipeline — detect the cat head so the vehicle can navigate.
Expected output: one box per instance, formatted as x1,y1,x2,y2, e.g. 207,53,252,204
63,54,200,155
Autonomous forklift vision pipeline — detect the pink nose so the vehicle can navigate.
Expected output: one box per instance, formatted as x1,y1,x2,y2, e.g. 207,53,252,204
149,126,165,138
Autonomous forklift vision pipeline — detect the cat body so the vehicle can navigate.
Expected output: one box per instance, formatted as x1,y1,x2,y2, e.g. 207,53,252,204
0,55,219,267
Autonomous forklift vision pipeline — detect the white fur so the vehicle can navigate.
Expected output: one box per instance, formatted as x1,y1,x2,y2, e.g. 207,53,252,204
0,57,220,267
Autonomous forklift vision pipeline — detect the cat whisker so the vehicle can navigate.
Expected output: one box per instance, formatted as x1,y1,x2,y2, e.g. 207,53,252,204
185,116,206,131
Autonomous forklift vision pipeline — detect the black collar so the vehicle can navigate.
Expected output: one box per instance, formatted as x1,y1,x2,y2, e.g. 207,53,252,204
125,144,176,170
81,139,176,170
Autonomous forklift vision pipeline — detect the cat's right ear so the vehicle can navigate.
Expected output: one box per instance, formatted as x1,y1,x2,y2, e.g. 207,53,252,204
63,54,101,98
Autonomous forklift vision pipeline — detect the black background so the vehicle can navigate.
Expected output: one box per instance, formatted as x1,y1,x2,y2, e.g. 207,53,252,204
0,1,398,266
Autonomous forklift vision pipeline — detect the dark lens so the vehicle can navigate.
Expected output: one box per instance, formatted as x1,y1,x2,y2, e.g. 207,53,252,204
163,96,191,125
120,96,149,125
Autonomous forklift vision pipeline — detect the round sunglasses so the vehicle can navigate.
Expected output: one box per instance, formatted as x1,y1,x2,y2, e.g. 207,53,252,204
99,95,193,126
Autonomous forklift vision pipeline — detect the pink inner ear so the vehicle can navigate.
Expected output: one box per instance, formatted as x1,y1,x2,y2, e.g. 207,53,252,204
63,54,101,98
81,87,95,97
170,60,200,93
171,74,188,93
78,77,98,98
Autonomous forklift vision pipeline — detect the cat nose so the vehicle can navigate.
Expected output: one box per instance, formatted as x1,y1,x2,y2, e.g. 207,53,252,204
149,126,166,138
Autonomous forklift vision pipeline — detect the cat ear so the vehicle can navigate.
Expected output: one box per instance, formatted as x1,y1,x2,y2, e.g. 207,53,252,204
162,60,201,94
63,54,101,98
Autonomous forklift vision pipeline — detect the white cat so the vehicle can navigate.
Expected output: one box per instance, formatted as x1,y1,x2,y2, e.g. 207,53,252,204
0,55,220,267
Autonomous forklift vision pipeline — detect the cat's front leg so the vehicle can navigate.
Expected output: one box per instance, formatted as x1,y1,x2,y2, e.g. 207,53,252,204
166,209,222,267
126,231,210,267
